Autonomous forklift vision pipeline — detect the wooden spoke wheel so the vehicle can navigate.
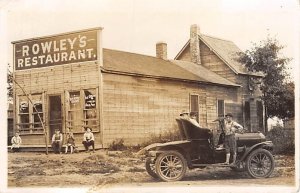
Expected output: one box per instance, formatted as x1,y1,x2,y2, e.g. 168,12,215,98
246,148,275,178
155,151,187,182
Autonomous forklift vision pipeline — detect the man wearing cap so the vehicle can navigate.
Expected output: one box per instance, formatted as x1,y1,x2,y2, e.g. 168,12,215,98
223,113,243,165
51,129,63,154
180,111,200,127
189,112,200,127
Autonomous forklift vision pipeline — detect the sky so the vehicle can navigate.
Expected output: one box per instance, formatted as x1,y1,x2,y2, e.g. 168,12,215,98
0,0,299,70
0,0,299,191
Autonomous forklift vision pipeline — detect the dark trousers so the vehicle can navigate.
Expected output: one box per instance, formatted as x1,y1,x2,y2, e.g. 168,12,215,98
82,140,95,151
224,134,236,154
52,141,62,153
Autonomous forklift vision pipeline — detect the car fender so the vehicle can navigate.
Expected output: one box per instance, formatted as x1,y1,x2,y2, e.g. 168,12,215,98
136,143,162,156
239,141,273,161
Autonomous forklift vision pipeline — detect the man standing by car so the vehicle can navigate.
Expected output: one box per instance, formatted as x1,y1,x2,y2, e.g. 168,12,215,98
223,113,243,165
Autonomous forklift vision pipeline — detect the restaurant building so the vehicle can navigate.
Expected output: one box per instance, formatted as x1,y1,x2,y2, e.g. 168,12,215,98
12,25,264,148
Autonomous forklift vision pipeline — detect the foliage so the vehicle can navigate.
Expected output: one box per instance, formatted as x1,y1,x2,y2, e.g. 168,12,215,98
266,127,294,154
7,63,13,100
140,129,181,147
108,138,127,151
237,37,294,119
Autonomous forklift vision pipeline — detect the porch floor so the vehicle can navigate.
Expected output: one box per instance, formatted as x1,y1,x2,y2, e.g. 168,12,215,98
7,144,104,152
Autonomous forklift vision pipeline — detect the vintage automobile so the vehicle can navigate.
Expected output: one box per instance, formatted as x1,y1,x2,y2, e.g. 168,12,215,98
142,118,275,182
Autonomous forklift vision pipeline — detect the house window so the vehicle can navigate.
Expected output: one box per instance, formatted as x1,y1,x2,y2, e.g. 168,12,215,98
67,91,82,133
217,99,225,118
18,96,30,134
32,94,44,133
190,94,199,122
244,101,251,130
83,89,98,131
256,100,264,131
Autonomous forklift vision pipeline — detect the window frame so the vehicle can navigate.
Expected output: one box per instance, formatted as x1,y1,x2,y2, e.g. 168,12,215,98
16,93,45,135
189,94,199,123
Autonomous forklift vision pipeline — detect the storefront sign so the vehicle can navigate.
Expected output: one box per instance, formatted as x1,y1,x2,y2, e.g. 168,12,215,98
70,96,80,104
14,29,99,70
85,94,96,108
19,101,29,113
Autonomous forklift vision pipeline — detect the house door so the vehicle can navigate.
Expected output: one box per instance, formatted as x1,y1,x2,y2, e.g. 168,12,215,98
48,95,62,141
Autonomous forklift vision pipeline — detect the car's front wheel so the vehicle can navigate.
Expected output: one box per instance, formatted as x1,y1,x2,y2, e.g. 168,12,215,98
145,157,158,179
246,148,275,178
155,151,187,182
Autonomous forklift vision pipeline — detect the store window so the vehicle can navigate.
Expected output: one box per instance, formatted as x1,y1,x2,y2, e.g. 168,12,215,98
67,91,82,133
17,94,44,134
83,89,98,131
18,96,30,133
32,94,44,133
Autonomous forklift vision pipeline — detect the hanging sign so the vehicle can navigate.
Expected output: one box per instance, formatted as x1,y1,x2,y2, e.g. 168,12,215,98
13,28,100,70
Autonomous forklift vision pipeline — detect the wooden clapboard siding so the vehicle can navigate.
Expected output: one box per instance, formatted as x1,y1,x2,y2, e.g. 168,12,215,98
14,62,100,145
15,62,99,95
102,73,239,146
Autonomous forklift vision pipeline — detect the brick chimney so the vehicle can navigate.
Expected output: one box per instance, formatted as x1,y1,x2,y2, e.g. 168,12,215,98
156,42,167,60
190,24,201,65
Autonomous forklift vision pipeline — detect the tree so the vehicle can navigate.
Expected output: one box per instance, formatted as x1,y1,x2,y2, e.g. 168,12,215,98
238,37,294,120
7,63,13,102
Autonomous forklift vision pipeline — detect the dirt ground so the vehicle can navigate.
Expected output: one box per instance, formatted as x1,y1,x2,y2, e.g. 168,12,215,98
7,150,295,189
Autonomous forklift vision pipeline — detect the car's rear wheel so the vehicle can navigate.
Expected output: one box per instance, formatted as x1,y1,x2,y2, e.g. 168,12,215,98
145,157,158,178
155,151,187,182
246,148,275,178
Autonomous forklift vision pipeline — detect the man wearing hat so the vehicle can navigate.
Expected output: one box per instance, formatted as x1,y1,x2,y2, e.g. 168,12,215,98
223,113,243,165
51,129,63,154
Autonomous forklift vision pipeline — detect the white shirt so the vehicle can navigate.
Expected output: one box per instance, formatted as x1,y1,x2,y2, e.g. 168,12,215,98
11,136,22,145
224,120,243,135
83,132,94,141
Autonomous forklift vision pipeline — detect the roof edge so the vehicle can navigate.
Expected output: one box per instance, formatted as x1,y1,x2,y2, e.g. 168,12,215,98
198,35,239,74
101,67,241,88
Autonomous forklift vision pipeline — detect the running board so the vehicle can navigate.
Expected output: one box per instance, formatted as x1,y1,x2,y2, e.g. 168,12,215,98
192,163,234,167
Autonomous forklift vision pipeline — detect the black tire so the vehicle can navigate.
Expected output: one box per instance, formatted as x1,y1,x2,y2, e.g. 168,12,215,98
230,160,246,172
145,157,158,179
246,148,275,178
155,151,187,182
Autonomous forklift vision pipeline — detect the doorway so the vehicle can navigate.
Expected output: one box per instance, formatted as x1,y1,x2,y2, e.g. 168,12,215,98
48,95,62,141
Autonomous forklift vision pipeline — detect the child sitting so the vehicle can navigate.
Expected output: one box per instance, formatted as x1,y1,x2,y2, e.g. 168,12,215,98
65,133,75,154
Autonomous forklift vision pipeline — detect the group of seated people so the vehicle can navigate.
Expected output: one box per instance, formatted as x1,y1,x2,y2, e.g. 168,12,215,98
51,127,95,154
10,127,95,154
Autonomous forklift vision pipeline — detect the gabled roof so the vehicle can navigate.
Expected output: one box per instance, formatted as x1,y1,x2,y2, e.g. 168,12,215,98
102,48,240,87
174,34,263,77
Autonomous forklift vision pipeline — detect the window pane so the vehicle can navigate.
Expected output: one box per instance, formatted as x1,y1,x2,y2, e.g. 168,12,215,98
19,96,29,113
70,91,81,110
190,95,199,112
33,113,43,128
84,90,96,109
218,100,224,118
20,114,29,126
244,101,251,130
68,91,82,132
